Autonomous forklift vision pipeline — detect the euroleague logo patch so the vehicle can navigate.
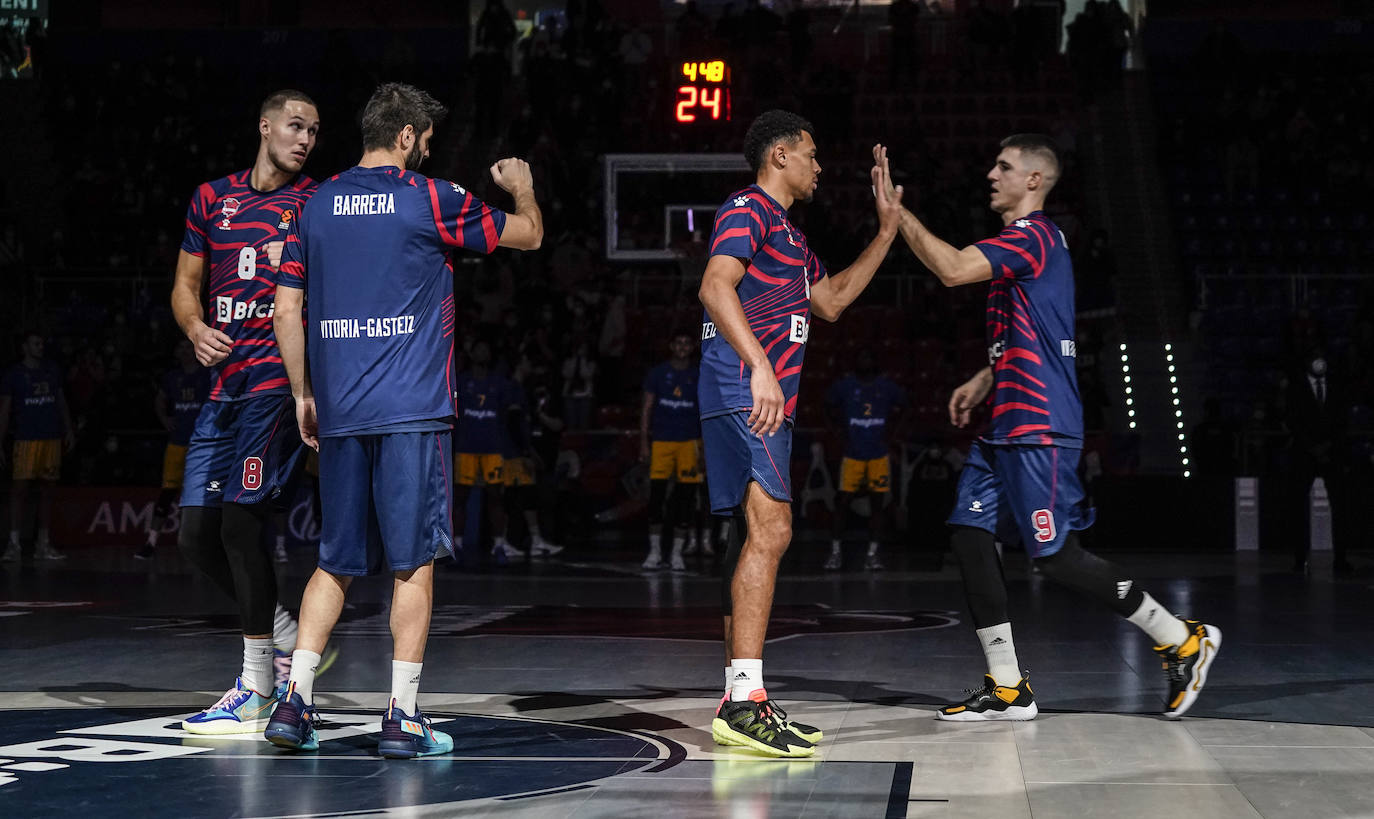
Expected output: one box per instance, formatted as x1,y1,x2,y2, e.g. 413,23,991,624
277,209,294,230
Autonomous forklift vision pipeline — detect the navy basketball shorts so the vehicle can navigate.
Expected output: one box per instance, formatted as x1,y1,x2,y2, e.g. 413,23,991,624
181,394,306,508
701,411,793,514
946,441,1095,558
317,430,454,577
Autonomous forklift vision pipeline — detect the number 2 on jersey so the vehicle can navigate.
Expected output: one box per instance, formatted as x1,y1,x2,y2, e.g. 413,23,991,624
237,246,257,281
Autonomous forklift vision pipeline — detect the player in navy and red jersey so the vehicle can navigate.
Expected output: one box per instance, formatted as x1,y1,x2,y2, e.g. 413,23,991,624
823,348,906,571
267,82,542,758
699,110,904,757
170,89,320,735
878,135,1220,721
138,339,211,560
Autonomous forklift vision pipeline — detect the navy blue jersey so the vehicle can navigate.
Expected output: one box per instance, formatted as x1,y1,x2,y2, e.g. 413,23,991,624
162,367,211,446
0,362,64,439
455,371,517,455
975,211,1083,446
825,375,905,459
181,170,316,402
643,362,701,442
278,166,506,437
699,185,826,421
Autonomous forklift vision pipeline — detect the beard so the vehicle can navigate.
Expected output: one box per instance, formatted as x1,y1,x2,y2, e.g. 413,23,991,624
405,141,427,171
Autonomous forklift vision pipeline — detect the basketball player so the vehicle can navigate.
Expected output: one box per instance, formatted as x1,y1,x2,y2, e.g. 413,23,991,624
139,339,209,560
0,332,74,561
639,330,704,571
701,110,903,757
265,82,542,757
824,348,906,571
875,137,1221,720
171,90,318,733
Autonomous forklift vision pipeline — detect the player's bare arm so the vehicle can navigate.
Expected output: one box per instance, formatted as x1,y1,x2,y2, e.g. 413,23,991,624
872,145,992,288
698,254,785,437
490,158,544,250
171,250,233,366
810,153,904,321
272,285,318,450
949,366,993,428
639,390,655,461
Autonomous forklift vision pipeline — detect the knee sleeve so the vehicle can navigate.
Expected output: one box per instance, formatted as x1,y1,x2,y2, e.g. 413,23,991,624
648,480,669,526
950,525,1009,629
1035,533,1143,617
178,506,237,602
221,502,277,635
720,514,745,615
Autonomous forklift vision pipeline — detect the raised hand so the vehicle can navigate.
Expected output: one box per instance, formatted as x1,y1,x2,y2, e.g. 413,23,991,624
489,158,534,195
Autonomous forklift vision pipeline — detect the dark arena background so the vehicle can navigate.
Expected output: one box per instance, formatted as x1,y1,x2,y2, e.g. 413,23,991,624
2,1,1374,816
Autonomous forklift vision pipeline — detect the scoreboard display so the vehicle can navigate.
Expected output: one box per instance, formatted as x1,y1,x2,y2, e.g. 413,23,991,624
673,59,732,124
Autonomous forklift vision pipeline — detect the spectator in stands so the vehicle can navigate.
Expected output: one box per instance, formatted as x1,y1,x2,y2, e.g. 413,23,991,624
1282,349,1356,575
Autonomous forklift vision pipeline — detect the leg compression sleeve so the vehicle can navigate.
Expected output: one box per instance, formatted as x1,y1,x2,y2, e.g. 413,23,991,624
177,506,237,601
221,502,277,635
950,525,1009,629
1035,533,1144,617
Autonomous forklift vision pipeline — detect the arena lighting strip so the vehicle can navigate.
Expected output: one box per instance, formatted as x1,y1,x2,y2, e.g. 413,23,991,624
1120,343,1135,431
1168,342,1190,478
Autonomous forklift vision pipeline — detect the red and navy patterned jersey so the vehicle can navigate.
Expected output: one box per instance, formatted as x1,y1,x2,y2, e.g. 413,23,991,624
974,211,1083,446
278,166,506,437
699,185,827,421
181,170,316,402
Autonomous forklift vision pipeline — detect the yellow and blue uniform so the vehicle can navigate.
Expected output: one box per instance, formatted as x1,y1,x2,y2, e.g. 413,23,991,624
1,361,65,482
826,375,905,494
161,367,210,490
455,372,516,487
644,362,702,484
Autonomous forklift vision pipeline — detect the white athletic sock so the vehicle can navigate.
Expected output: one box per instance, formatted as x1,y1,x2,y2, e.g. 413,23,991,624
273,605,298,653
8,529,18,544
1128,592,1189,647
729,658,764,702
145,528,158,547
829,539,841,554
527,515,542,540
391,660,423,715
241,637,274,695
867,540,880,556
275,533,286,549
288,649,321,704
670,535,684,558
724,666,733,695
977,623,1021,687
648,533,661,553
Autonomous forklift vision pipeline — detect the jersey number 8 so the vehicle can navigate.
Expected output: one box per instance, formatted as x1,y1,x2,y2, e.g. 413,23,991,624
237,246,257,281
242,456,264,491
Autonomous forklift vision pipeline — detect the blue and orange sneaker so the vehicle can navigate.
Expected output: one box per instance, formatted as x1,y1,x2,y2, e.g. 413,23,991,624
181,677,277,735
264,683,320,751
377,700,453,759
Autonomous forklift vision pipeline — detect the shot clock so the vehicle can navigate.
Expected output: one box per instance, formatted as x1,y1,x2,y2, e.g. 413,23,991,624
674,59,732,124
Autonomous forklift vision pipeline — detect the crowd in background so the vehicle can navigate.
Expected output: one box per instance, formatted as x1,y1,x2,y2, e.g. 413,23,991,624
0,1,1130,515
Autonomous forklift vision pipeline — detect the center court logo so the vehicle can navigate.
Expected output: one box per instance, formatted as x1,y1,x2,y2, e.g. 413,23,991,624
0,707,685,805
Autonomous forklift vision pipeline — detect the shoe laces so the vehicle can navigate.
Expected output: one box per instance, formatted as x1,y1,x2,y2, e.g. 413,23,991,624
209,685,247,710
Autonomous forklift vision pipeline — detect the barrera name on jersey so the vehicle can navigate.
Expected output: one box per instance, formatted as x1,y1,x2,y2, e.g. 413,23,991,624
699,185,827,421
182,169,316,402
278,166,505,437
974,211,1083,446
